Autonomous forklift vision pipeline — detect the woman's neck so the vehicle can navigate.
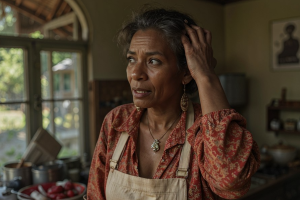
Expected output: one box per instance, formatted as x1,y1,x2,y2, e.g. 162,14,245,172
144,105,182,131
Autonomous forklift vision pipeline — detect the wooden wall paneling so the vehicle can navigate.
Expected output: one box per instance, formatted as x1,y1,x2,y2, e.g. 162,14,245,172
88,80,132,155
88,81,100,155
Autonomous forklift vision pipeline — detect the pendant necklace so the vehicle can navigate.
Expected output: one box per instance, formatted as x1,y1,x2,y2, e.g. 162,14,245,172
147,113,181,152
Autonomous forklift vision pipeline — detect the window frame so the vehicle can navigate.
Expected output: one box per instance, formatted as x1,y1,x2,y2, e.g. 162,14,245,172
0,35,90,159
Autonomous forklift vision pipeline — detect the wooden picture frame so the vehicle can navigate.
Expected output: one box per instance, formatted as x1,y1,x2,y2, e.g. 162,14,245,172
271,17,300,70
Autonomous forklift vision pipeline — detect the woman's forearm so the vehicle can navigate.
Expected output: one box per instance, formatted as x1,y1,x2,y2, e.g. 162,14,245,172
195,72,230,115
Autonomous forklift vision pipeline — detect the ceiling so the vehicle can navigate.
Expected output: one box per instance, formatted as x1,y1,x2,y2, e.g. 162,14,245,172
201,0,247,5
0,0,247,38
0,0,72,24
0,0,248,23
0,0,74,38
0,0,247,26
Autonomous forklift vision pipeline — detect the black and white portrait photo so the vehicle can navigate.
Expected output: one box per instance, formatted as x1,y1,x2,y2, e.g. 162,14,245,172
272,17,300,70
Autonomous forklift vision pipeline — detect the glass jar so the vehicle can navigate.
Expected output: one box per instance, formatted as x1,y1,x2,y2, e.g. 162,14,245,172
284,119,296,131
270,118,281,130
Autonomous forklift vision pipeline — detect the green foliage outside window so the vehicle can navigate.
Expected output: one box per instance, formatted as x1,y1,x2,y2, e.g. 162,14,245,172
0,5,16,35
0,48,24,102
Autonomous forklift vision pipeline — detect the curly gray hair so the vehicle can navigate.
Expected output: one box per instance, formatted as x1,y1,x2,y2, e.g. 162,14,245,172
117,8,198,94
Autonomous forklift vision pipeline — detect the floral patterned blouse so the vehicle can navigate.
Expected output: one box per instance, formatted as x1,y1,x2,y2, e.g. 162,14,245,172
87,103,260,200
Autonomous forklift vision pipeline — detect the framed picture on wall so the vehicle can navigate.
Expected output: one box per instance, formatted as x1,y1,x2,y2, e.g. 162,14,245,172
271,17,300,70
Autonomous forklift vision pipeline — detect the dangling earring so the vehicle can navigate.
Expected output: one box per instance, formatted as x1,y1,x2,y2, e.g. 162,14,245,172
181,83,189,112
135,104,141,111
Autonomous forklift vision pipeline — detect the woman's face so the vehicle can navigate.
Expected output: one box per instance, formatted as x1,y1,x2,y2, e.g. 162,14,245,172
126,28,184,109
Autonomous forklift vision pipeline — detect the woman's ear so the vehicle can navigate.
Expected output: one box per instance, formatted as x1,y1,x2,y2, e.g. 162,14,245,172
182,70,193,84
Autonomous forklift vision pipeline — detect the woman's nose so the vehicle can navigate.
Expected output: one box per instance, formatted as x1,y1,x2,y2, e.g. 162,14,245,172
129,62,148,81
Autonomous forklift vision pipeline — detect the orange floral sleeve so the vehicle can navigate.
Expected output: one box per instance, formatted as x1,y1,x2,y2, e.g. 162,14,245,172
194,109,260,199
87,116,109,200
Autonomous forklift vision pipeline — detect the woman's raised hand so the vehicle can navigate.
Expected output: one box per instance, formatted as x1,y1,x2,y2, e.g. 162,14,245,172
181,24,217,80
181,23,230,114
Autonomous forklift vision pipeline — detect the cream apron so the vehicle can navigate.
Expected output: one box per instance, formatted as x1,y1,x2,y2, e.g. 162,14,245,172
105,103,194,200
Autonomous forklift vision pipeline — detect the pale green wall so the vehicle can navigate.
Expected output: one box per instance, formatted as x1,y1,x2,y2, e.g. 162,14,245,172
76,0,300,148
77,0,225,80
225,0,300,147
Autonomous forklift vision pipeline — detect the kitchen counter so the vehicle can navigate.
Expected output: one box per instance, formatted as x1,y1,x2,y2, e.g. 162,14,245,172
240,167,300,200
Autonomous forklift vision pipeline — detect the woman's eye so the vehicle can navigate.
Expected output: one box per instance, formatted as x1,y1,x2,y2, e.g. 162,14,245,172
149,59,161,65
127,57,135,63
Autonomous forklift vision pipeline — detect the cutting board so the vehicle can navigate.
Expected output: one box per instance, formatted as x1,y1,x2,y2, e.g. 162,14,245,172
22,128,62,165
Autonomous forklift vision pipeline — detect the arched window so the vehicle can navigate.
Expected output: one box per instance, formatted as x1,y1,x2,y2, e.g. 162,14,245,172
0,0,90,167
0,0,88,40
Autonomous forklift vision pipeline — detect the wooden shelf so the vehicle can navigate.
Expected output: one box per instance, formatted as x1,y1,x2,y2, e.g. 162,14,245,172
267,102,300,135
268,106,300,111
268,129,300,134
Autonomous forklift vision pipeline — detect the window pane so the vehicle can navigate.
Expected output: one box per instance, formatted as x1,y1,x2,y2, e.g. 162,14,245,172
42,101,80,157
41,50,82,158
42,102,54,134
41,51,81,99
63,74,71,91
0,48,25,102
41,51,51,99
54,74,60,92
52,51,80,99
0,104,27,167
55,101,80,158
0,6,17,36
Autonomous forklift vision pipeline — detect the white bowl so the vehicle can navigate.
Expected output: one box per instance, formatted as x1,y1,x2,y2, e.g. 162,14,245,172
268,149,297,165
18,182,86,200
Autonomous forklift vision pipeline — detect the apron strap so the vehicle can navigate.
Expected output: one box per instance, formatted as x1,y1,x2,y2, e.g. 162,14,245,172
176,101,194,178
109,132,129,170
109,101,194,176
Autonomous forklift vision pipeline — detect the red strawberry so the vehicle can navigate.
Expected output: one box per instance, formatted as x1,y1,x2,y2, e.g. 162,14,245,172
47,185,64,194
64,181,74,190
67,190,75,197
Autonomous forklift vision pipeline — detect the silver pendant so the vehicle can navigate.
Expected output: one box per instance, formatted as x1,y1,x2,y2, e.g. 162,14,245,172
151,139,160,152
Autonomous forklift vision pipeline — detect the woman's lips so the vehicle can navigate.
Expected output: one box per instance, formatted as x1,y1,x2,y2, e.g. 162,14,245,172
132,89,151,98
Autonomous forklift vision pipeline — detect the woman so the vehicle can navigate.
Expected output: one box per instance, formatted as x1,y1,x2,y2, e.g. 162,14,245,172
86,8,260,200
